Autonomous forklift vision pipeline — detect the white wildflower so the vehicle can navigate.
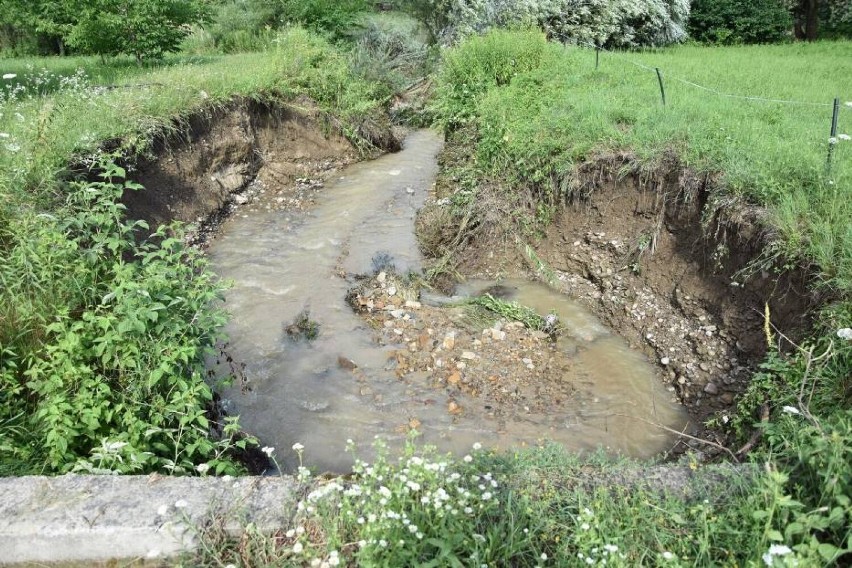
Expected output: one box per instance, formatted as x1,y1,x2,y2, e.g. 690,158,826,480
829,137,838,145
286,529,295,538
379,539,387,548
837,328,852,340
769,545,792,556
662,551,675,561
379,485,392,498
2,73,16,80
473,442,482,450
359,540,367,548
846,101,852,108
293,542,303,554
156,504,168,515
6,143,20,153
482,491,493,500
174,499,188,508
464,455,473,462
585,558,595,565
328,556,340,567
839,134,851,141
763,544,793,566
541,553,548,560
292,442,304,451
296,526,305,535
581,522,591,530
782,406,801,415
261,446,275,457
604,544,618,553
195,463,210,474
225,564,236,568
0,133,8,138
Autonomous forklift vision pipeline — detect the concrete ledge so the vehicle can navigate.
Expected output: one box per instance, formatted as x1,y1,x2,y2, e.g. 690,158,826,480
0,474,299,565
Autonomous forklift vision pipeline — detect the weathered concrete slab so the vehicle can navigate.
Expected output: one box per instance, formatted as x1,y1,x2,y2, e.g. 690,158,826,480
0,474,300,565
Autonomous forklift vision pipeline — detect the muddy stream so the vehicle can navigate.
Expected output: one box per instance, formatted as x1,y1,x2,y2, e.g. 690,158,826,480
208,130,689,472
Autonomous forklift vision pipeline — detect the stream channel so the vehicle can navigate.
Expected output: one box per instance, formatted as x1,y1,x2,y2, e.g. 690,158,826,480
208,129,689,472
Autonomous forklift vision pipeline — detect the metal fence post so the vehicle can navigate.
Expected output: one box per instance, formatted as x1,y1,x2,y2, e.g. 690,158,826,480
826,97,840,175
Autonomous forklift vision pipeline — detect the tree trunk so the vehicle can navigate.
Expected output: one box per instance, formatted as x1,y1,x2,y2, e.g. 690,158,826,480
805,0,820,40
57,38,65,57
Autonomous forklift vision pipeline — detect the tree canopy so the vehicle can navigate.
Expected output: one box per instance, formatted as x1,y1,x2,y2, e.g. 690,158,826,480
1,0,211,60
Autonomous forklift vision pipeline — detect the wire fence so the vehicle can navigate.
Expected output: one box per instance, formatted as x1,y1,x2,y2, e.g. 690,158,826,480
566,39,850,173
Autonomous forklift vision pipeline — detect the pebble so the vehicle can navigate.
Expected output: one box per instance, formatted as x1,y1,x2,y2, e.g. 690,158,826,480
443,332,456,350
660,357,670,365
704,382,719,395
461,351,477,360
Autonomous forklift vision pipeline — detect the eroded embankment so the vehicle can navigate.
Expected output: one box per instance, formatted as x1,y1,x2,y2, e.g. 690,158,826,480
418,133,823,453
119,98,399,237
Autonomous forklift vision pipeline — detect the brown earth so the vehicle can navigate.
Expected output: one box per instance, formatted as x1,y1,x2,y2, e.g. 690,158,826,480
345,273,583,436
120,98,399,244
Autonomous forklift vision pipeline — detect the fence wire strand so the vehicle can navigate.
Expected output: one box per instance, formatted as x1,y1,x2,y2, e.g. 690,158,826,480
573,40,848,110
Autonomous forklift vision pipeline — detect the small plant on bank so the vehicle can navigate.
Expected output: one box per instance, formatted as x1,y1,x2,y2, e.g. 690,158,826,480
1,158,251,475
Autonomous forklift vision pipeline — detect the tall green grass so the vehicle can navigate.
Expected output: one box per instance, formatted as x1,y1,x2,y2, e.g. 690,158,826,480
0,27,387,203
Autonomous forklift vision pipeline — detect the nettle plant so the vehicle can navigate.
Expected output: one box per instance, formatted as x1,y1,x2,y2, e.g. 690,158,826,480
19,160,250,475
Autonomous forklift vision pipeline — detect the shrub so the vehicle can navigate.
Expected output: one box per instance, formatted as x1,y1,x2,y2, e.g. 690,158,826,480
0,161,250,475
348,13,432,97
689,0,793,44
208,0,282,53
433,28,548,129
281,0,372,41
401,0,690,47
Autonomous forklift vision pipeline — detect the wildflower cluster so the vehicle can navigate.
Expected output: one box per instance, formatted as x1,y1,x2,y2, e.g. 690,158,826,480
571,507,633,566
1,66,102,159
274,437,539,566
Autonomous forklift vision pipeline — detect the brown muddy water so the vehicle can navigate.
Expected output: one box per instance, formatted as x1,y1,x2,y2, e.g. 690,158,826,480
207,130,688,472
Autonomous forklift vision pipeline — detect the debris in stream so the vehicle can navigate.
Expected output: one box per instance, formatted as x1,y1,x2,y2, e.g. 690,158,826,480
284,310,321,341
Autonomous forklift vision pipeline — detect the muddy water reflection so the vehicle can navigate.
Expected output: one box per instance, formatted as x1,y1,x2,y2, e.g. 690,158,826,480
208,130,688,472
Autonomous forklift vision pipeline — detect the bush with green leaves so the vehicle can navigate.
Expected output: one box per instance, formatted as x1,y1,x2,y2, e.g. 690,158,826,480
348,13,432,98
281,0,371,41
689,0,793,44
0,160,250,475
433,28,548,129
400,0,690,47
208,0,283,53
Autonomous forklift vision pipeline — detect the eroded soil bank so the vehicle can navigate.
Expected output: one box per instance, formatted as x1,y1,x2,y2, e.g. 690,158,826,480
122,103,817,466
417,133,822,454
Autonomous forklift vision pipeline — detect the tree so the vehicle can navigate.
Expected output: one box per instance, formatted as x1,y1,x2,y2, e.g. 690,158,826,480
789,0,851,40
689,0,792,44
66,0,212,62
